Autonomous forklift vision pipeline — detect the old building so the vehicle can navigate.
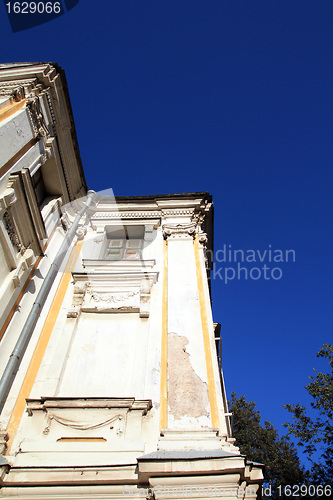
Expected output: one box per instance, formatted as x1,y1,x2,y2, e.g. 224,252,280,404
0,63,263,499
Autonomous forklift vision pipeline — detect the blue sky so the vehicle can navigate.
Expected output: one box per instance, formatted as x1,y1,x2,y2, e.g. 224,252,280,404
1,0,332,464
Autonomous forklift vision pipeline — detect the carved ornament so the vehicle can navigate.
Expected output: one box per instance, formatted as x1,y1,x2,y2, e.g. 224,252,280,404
3,210,25,254
26,95,49,138
42,411,125,436
91,211,161,219
26,397,152,438
12,249,36,287
162,223,197,240
0,78,37,97
91,290,139,303
198,233,208,245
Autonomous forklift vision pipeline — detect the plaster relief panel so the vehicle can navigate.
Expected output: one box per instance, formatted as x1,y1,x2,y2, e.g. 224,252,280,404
83,289,140,313
19,398,152,456
69,270,158,317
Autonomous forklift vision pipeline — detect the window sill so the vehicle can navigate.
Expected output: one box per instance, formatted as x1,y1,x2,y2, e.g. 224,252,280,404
82,259,156,273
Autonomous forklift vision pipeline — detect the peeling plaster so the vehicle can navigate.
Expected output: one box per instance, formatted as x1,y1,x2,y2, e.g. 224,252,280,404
167,332,209,420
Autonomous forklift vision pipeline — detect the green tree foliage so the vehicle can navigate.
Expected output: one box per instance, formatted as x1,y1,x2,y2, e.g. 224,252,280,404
283,343,333,485
229,392,305,498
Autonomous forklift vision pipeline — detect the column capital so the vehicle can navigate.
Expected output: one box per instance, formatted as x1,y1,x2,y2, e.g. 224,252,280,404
162,223,196,240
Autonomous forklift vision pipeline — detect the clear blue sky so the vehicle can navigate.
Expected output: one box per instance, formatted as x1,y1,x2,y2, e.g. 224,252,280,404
1,0,332,463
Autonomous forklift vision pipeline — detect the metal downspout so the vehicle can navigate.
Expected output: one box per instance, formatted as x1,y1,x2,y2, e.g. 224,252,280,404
0,190,96,413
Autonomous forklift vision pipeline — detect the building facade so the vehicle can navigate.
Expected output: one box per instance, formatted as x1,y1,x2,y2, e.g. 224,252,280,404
0,63,263,499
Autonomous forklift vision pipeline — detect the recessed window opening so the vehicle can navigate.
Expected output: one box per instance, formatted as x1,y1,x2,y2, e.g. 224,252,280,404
32,168,46,206
105,225,144,260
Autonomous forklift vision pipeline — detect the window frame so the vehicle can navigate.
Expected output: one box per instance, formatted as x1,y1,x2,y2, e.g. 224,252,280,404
104,225,145,261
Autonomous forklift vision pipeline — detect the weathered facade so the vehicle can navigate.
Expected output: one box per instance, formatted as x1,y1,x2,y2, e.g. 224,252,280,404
0,63,263,499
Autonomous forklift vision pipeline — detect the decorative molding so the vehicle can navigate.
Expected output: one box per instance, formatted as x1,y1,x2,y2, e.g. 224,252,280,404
82,259,156,273
90,219,160,235
66,310,79,319
0,78,38,97
0,188,16,212
21,168,46,241
91,211,161,219
71,270,158,317
0,78,38,88
61,206,83,232
67,282,86,318
0,63,88,206
0,432,8,455
76,226,87,240
45,90,56,127
140,279,152,318
161,208,195,217
0,64,86,204
7,172,43,257
11,85,25,102
0,462,9,485
163,223,197,240
191,211,205,226
26,95,49,139
26,397,152,440
60,212,71,231
26,397,152,412
12,248,36,288
91,209,201,221
198,232,208,245
94,234,104,243
75,270,158,286
83,287,139,313
43,411,125,436
3,209,24,254
91,290,139,304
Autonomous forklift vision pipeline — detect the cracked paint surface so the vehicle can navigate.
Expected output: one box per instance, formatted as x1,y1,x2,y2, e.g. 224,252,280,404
167,332,209,420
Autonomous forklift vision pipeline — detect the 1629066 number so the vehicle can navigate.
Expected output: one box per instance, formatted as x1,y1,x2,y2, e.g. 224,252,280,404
6,2,61,14
277,484,332,497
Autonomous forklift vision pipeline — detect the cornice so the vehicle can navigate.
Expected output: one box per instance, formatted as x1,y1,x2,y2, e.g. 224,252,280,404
26,397,152,413
0,63,87,200
91,211,161,219
0,78,37,99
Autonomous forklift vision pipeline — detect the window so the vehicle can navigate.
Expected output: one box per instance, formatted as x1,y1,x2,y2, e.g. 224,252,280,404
31,168,46,206
105,226,144,260
105,238,143,260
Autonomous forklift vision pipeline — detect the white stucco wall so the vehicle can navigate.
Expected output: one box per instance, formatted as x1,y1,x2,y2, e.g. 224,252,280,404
0,109,34,167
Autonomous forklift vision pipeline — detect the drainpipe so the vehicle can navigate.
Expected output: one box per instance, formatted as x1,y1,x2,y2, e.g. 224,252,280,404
0,190,96,413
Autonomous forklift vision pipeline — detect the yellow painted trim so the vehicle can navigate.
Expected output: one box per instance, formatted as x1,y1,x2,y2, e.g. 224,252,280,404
194,236,220,430
57,437,106,443
0,100,26,123
160,238,168,430
6,243,82,451
0,224,58,343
